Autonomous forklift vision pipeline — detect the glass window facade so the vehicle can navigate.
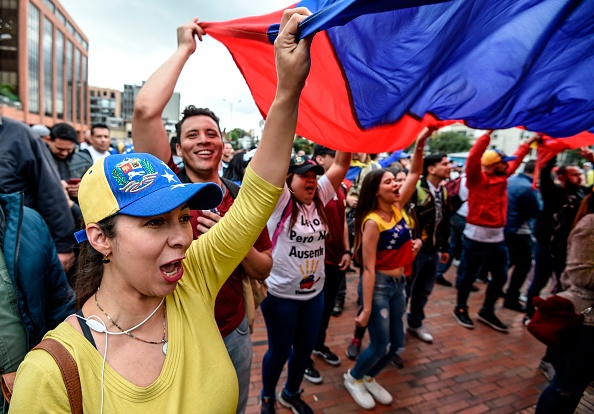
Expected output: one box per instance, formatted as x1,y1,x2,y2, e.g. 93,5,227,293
42,0,54,13
74,47,80,122
82,55,87,123
66,40,72,121
55,30,64,118
27,3,40,114
43,16,53,116
0,0,19,102
55,9,65,25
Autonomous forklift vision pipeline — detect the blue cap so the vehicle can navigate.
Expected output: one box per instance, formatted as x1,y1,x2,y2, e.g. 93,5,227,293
74,153,222,243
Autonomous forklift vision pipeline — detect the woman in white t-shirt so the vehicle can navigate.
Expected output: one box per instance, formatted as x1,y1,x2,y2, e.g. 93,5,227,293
260,153,349,413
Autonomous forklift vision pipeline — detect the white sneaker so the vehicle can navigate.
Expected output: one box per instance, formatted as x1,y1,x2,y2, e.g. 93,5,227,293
343,370,375,409
363,376,393,405
539,360,555,382
408,326,434,343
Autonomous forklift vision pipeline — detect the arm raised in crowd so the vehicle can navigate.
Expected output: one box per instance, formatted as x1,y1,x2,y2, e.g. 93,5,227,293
398,127,433,206
325,151,352,192
506,133,540,177
248,8,313,187
132,19,205,160
465,130,493,187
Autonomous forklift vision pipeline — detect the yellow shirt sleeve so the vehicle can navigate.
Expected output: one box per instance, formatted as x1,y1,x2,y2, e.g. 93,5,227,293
180,165,283,303
9,350,71,413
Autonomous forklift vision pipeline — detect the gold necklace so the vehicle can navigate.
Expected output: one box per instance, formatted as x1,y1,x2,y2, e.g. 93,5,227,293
94,290,168,355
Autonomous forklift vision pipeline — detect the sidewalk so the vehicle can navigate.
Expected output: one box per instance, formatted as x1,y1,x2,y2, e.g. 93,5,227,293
245,266,584,413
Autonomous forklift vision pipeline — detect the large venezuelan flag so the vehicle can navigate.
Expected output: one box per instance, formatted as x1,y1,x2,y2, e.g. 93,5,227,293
202,0,594,152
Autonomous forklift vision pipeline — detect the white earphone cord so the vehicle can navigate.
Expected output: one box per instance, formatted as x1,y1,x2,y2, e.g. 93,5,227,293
67,297,165,414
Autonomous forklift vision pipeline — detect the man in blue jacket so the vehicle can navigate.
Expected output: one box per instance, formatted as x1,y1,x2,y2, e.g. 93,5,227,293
0,191,75,413
503,160,541,312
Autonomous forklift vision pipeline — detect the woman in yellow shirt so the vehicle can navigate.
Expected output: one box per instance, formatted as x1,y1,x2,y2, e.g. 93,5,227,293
9,8,313,414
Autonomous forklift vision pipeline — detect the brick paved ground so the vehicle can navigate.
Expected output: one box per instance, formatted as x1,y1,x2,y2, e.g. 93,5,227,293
245,266,591,413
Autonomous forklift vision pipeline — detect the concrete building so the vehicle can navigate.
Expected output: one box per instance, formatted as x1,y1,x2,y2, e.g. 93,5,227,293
121,82,180,139
89,86,127,141
121,83,140,122
89,86,120,124
440,123,533,154
441,123,535,166
0,0,89,135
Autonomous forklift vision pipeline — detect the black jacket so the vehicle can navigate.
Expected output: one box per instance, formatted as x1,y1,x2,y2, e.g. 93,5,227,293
534,157,587,251
412,176,450,253
0,117,75,253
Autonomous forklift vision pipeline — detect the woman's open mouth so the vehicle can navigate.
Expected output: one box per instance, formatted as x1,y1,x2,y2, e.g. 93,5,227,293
160,260,184,282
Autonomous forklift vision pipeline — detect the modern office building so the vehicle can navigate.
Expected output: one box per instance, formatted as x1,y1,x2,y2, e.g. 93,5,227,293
121,82,180,139
121,83,139,122
89,85,127,140
121,82,180,124
0,0,89,134
89,86,120,124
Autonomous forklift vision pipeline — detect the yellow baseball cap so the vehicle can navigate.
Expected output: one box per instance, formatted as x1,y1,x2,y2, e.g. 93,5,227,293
481,149,517,166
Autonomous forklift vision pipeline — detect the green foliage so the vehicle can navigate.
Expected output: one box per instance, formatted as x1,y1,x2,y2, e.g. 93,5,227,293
293,137,314,155
428,131,471,154
0,83,19,102
227,128,249,141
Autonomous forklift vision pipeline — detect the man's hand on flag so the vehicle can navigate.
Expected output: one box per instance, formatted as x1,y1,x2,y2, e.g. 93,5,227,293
177,17,205,57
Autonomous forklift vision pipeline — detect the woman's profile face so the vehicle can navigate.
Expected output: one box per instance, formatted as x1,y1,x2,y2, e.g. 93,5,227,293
107,205,193,297
376,171,404,203
289,170,318,205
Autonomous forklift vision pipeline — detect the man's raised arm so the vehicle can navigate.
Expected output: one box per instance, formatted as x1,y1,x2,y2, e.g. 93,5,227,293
133,19,204,161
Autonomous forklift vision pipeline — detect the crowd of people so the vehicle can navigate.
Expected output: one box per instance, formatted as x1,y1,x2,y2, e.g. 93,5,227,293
1,6,593,414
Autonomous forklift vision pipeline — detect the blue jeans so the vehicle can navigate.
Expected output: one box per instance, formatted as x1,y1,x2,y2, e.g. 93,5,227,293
437,213,466,278
260,291,324,398
351,272,406,380
456,236,509,310
526,241,566,317
535,324,594,413
223,315,252,414
408,250,439,329
504,232,533,302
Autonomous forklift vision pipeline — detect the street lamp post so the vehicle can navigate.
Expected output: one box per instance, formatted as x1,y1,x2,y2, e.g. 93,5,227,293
222,98,242,129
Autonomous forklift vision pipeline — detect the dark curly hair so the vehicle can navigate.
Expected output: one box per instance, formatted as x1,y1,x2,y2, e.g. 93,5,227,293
175,106,222,138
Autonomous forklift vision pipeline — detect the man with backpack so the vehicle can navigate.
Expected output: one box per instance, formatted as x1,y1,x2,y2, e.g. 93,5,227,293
435,172,468,287
132,27,272,412
406,153,451,343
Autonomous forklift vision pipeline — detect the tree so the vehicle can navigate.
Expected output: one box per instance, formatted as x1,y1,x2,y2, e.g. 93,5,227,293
293,137,314,155
428,131,472,154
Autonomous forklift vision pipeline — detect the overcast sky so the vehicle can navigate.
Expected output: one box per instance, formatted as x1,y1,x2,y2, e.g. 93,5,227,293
59,0,293,133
